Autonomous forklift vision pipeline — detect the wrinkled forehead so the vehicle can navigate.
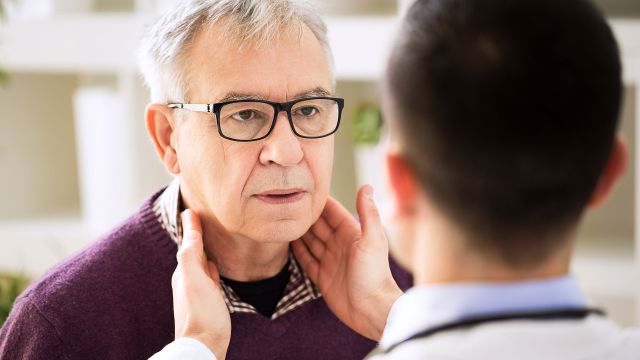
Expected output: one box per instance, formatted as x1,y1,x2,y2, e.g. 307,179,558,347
182,18,333,104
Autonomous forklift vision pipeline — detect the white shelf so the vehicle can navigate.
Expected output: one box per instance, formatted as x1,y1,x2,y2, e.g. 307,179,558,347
0,14,149,74
0,218,92,276
1,15,639,81
326,16,400,80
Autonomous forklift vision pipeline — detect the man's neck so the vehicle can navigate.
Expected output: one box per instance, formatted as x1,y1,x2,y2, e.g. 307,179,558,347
200,215,290,282
176,180,290,282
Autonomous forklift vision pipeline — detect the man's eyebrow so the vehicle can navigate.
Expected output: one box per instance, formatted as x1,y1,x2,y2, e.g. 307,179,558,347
216,87,333,103
217,92,269,103
291,87,333,99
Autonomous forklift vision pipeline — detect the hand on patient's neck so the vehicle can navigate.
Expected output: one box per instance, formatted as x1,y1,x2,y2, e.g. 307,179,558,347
198,214,290,282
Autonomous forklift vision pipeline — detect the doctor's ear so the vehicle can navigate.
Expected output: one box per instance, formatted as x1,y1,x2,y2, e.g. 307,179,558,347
146,104,181,175
386,152,420,216
588,136,628,208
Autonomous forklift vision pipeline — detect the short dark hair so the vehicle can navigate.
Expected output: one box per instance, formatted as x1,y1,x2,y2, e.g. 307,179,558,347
386,0,622,267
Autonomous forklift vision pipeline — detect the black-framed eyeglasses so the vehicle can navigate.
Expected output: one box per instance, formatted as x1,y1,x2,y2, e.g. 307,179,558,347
168,96,345,142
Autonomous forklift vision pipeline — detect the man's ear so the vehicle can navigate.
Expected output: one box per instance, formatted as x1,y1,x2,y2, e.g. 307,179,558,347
588,136,628,208
146,103,180,175
386,151,420,216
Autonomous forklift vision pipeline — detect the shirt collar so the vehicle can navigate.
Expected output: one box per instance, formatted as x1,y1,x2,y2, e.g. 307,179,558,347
380,275,587,348
152,177,183,245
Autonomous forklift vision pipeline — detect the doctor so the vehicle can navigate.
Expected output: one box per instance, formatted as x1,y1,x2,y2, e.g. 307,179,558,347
153,0,640,358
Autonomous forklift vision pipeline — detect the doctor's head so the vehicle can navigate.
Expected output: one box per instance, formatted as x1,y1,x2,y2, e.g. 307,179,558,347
383,0,626,277
140,0,339,244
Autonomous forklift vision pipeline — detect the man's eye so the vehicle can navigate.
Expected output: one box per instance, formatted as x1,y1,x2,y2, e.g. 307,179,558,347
296,107,318,117
232,110,257,121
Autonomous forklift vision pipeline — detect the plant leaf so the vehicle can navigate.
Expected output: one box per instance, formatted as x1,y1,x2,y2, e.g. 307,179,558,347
0,272,30,326
0,68,9,86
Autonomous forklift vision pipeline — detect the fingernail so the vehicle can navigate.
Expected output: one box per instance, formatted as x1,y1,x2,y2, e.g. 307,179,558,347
365,185,374,199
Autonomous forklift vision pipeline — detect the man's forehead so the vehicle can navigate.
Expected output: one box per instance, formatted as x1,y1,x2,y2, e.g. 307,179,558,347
185,19,332,103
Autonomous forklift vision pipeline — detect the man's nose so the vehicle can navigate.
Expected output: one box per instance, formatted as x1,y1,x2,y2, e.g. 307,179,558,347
258,111,304,166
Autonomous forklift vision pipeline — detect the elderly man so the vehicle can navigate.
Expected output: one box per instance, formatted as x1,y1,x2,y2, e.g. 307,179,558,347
0,1,410,359
155,0,640,359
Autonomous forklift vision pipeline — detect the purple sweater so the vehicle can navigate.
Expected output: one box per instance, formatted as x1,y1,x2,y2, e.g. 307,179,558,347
0,190,412,360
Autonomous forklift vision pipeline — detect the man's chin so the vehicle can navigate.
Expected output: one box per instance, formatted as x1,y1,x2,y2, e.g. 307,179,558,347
247,219,310,244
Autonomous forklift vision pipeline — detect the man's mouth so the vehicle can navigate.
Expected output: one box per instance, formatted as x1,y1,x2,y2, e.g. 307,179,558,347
254,189,306,204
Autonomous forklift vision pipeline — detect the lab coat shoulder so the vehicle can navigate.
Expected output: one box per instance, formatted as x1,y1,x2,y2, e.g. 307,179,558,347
367,316,640,360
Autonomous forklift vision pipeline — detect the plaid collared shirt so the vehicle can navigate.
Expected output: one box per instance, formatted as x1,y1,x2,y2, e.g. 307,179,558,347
152,178,321,319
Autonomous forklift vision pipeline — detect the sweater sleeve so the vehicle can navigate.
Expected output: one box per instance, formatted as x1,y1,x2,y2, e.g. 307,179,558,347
0,295,69,360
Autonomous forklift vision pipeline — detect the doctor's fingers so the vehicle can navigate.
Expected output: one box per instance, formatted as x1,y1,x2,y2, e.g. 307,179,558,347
292,240,320,281
301,232,326,260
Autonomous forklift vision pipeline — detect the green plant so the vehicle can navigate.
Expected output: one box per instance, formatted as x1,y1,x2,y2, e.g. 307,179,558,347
349,102,383,146
0,272,30,326
0,68,8,85
0,0,11,86
0,0,16,18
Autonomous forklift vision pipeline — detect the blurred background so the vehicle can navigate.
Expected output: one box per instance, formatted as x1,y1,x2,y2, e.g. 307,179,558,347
0,0,639,327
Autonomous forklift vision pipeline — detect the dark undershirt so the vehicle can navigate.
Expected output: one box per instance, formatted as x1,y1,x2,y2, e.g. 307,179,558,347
221,261,290,318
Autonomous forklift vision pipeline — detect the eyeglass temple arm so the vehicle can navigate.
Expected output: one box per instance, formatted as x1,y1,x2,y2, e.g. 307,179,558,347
168,103,212,113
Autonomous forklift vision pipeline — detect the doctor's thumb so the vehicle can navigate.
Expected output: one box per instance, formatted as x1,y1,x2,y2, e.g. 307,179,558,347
356,184,385,243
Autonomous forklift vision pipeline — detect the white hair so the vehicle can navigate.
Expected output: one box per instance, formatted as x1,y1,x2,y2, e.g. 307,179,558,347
138,0,335,103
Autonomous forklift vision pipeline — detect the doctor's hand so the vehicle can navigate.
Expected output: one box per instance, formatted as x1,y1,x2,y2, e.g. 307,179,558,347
172,209,231,360
292,185,403,341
